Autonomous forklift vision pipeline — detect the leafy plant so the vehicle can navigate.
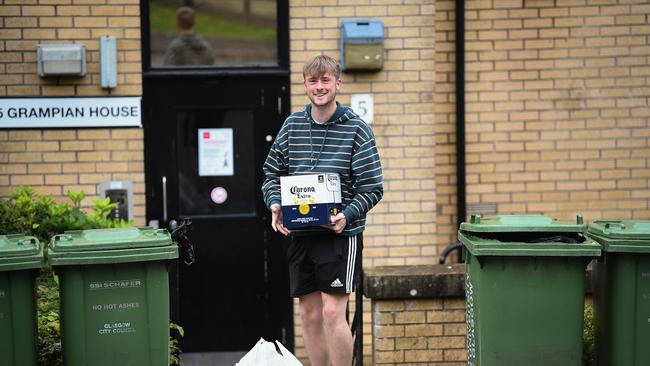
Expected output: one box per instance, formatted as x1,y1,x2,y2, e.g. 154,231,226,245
0,187,131,247
583,304,595,366
37,271,62,366
170,322,185,365
0,187,186,365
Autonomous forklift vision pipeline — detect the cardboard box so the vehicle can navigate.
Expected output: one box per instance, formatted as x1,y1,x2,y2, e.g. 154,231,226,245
280,173,342,229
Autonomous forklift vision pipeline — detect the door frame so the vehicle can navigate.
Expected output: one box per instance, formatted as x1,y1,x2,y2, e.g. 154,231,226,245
139,0,293,354
141,72,293,353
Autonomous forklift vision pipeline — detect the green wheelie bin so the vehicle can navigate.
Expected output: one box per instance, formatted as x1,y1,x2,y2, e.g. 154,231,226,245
0,234,43,366
459,215,600,366
49,227,178,366
586,220,650,366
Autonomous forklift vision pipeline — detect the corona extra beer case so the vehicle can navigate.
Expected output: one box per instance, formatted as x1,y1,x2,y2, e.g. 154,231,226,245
280,174,342,229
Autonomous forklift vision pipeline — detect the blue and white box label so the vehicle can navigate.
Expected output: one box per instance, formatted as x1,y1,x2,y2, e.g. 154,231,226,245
280,173,342,229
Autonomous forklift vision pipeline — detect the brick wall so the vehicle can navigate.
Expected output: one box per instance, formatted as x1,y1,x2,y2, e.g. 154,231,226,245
292,0,650,363
460,0,650,221
290,0,438,268
365,263,594,366
372,298,466,365
435,0,650,256
0,0,145,224
434,0,459,249
370,295,598,365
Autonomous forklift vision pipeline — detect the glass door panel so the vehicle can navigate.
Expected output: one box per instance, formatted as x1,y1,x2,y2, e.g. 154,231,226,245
149,0,278,68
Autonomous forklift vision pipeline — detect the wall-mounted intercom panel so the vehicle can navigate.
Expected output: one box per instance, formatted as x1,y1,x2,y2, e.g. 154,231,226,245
340,19,384,71
37,44,86,77
98,181,133,221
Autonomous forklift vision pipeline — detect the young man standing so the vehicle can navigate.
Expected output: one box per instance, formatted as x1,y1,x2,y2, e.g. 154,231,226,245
262,55,383,366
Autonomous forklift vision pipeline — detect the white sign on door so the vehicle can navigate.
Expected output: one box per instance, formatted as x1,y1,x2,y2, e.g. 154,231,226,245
350,94,373,125
198,128,234,176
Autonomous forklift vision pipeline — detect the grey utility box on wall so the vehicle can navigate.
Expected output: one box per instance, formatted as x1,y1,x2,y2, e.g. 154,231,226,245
37,44,86,77
98,181,133,221
340,19,384,71
99,36,117,88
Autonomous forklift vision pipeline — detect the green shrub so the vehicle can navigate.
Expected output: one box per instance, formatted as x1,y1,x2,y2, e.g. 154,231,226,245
170,322,185,366
583,304,595,366
36,271,62,366
0,187,130,244
0,187,133,365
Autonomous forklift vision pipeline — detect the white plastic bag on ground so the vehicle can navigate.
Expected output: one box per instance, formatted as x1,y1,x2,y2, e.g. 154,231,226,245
274,340,302,366
236,337,303,366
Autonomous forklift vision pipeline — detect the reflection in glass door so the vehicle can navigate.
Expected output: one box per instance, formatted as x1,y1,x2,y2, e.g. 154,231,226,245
148,0,278,68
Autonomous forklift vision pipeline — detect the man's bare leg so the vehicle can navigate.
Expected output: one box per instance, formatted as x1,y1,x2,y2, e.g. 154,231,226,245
299,292,330,366
321,292,353,366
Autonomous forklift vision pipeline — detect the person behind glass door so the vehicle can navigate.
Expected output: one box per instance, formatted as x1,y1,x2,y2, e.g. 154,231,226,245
162,6,214,66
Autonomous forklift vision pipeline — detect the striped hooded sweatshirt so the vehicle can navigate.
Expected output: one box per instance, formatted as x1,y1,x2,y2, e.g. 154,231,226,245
262,103,383,236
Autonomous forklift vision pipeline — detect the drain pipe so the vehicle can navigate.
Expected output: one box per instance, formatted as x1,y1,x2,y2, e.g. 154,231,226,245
455,0,466,228
440,0,466,264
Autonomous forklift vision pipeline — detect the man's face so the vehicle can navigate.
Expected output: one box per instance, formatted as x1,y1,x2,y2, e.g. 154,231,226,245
304,71,341,108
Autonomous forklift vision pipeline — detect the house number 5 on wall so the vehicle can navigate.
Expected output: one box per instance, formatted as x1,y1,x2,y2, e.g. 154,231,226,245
351,94,374,125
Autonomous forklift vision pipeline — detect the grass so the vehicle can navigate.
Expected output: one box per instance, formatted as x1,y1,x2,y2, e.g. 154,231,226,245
149,3,276,41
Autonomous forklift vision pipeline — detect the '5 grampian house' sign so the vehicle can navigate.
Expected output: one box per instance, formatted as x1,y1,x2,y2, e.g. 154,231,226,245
0,97,141,128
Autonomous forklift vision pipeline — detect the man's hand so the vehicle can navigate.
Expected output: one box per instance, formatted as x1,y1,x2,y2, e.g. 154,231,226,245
328,213,347,234
270,204,290,236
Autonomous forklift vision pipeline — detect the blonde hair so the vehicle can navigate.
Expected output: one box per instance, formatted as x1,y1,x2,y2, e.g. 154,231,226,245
303,55,341,80
176,6,195,30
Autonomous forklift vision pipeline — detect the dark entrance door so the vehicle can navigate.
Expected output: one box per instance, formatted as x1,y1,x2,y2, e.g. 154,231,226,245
141,0,291,361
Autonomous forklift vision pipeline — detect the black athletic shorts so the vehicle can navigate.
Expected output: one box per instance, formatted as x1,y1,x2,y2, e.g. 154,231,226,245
286,233,362,297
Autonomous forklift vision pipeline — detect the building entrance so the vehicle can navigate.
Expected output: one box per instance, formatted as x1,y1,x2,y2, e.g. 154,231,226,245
141,1,291,363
